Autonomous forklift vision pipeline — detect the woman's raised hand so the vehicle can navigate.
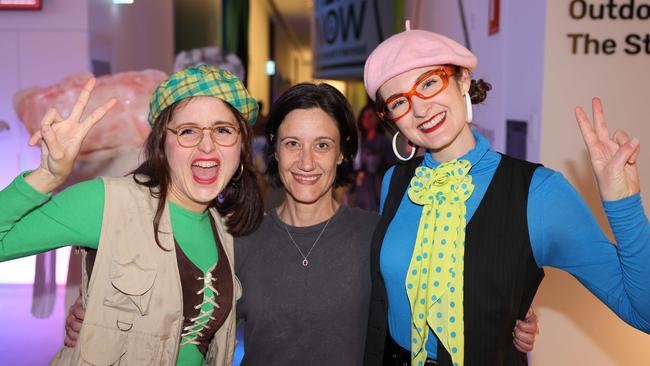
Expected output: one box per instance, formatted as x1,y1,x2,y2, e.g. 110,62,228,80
25,78,116,193
575,98,641,201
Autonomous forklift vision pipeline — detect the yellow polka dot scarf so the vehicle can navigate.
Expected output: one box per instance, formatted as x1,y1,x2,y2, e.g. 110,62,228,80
406,160,474,366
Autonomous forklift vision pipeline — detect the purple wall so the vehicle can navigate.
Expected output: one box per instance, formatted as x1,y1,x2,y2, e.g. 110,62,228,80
0,0,90,285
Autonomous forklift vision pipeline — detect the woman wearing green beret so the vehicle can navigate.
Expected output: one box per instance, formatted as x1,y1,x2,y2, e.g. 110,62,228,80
0,65,264,365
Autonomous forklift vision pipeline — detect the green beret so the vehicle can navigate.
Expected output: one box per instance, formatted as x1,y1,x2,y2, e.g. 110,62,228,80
148,65,258,126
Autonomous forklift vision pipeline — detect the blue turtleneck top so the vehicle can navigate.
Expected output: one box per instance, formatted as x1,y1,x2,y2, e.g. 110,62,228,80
380,131,650,357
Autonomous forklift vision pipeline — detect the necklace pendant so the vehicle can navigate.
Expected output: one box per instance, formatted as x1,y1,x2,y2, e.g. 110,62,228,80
284,217,332,269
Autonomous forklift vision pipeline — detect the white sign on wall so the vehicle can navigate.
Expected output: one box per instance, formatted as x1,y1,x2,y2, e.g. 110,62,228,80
312,0,393,79
566,0,650,55
536,1,650,364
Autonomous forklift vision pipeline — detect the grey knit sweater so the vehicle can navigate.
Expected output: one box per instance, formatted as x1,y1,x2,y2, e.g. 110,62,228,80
236,205,380,366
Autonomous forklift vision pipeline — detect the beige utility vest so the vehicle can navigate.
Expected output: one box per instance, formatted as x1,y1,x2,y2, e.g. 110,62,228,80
50,176,240,366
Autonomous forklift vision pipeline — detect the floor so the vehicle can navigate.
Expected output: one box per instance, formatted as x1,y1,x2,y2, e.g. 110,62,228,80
0,284,65,365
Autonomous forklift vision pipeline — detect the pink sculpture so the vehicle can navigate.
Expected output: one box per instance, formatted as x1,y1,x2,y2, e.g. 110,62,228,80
13,69,167,180
14,69,168,152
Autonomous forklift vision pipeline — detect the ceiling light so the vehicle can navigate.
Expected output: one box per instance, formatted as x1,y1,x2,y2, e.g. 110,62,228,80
266,61,276,76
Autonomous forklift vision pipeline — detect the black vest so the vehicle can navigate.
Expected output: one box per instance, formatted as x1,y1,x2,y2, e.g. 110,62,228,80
364,154,544,366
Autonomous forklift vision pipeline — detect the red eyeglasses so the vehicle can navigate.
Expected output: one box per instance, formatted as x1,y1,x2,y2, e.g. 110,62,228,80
378,66,456,122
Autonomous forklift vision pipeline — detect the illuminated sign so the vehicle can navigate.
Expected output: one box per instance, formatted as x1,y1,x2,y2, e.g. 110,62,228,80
312,0,392,79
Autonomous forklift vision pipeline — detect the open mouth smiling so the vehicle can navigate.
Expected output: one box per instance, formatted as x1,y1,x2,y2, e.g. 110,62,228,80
191,158,220,184
417,111,446,133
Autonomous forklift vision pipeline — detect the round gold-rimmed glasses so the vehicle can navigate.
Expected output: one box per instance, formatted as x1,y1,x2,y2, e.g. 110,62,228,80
167,123,240,147
378,66,456,122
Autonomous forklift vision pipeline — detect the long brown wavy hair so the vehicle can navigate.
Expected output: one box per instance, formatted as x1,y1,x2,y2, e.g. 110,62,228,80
132,97,263,249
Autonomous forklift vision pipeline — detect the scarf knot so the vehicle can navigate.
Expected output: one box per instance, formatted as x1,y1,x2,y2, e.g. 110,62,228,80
410,161,473,205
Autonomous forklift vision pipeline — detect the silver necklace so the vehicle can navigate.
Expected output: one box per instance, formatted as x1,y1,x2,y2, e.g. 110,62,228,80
284,217,332,267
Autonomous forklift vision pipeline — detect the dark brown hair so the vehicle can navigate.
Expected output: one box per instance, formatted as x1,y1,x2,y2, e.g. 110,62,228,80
132,97,263,248
451,66,492,104
264,83,359,188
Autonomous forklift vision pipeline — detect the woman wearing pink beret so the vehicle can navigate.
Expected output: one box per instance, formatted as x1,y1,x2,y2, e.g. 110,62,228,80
363,21,649,366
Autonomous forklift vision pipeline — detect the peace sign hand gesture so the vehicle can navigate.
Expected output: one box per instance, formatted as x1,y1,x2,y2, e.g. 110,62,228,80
25,78,116,194
575,97,641,201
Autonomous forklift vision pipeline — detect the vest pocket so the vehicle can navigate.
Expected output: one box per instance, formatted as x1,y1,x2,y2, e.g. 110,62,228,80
105,255,157,315
123,331,163,365
80,324,127,365
79,323,163,365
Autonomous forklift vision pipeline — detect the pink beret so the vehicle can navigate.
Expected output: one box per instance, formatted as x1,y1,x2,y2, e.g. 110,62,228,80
364,21,477,101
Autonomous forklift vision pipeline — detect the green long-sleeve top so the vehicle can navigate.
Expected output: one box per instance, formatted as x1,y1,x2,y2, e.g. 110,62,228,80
0,173,218,365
